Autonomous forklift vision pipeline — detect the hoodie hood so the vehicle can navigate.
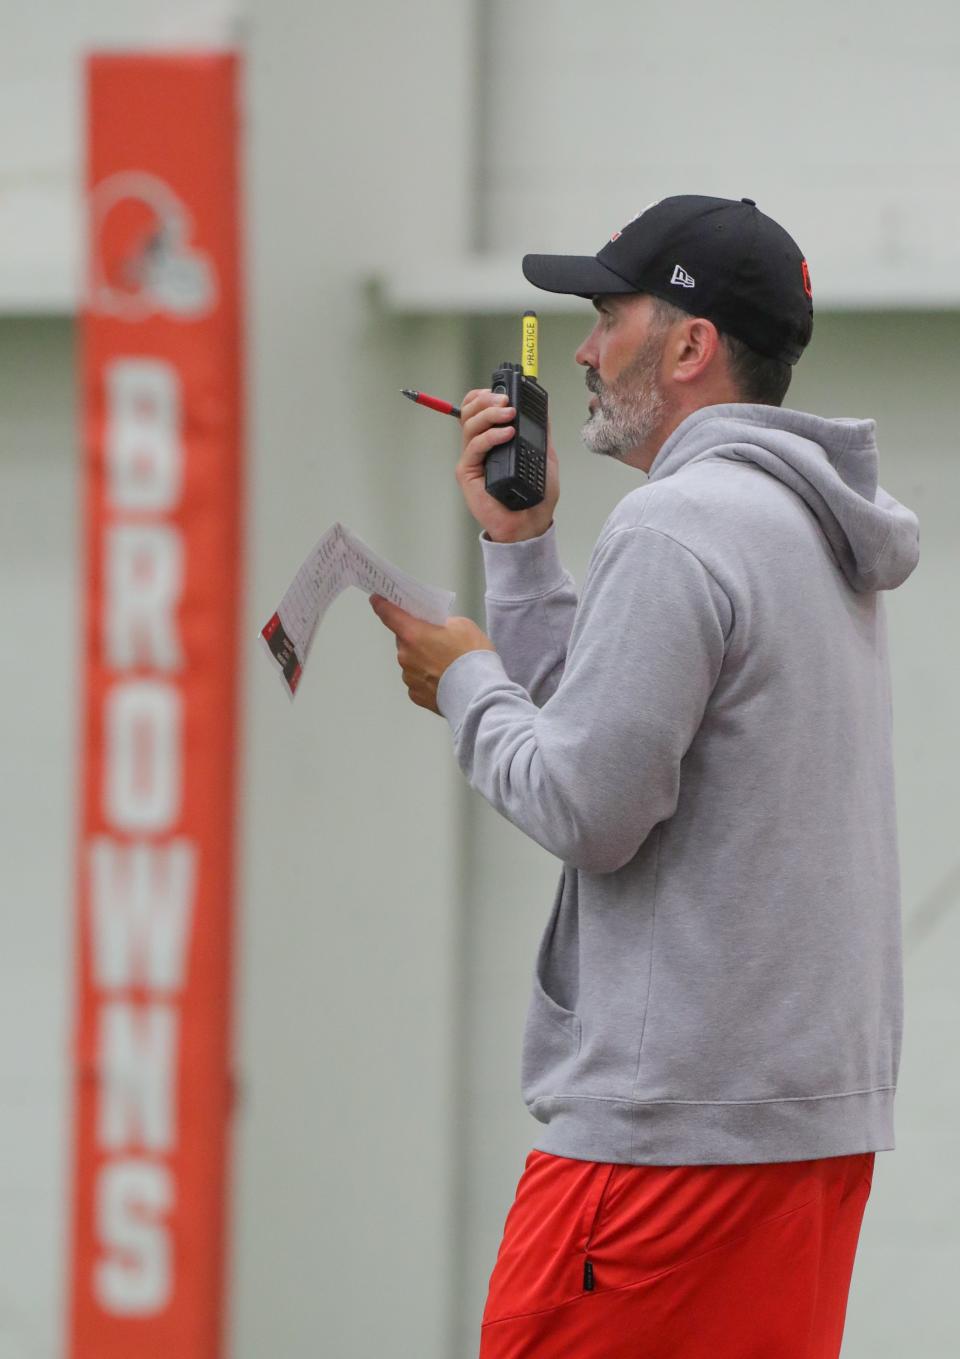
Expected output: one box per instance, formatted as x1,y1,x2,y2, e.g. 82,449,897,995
647,404,920,592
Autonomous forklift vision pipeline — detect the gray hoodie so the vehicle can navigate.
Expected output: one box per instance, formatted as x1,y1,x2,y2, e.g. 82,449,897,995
437,403,920,1165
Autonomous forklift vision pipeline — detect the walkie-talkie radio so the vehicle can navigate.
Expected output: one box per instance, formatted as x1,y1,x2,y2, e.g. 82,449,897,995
484,311,548,511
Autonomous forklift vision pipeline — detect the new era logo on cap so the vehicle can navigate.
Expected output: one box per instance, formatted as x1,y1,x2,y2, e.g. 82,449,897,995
671,264,696,288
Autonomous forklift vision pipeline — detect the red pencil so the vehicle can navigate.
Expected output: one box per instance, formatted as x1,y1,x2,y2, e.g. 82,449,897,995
401,388,461,419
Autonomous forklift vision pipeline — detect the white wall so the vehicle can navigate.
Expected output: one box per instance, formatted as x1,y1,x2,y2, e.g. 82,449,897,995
231,4,475,1356
1,3,959,1358
0,319,77,1359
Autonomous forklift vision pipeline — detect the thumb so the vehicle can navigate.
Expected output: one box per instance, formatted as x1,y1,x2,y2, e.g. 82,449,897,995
369,593,411,634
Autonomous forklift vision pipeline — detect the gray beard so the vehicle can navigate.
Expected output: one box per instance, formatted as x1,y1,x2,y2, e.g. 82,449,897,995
580,337,667,461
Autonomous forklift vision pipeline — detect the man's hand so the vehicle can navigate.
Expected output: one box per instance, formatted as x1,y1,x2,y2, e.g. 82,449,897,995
369,594,496,715
457,389,560,543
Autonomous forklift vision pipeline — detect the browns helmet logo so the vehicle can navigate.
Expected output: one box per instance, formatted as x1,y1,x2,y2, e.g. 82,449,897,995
90,172,217,320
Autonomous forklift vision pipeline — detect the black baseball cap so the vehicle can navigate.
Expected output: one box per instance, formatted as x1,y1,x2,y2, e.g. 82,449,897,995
522,195,814,365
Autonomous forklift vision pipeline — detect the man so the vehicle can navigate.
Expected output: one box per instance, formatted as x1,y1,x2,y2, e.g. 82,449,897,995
370,195,920,1357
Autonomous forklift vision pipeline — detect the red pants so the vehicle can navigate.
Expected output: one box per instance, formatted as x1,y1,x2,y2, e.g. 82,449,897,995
479,1149,875,1358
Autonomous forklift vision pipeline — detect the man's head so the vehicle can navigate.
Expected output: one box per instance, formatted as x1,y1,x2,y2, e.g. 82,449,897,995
575,291,793,471
522,194,812,470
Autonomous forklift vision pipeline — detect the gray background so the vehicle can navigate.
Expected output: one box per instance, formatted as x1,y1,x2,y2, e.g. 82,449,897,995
0,2,957,1356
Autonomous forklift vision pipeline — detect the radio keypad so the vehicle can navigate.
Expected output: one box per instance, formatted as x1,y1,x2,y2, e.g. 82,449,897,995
516,442,546,497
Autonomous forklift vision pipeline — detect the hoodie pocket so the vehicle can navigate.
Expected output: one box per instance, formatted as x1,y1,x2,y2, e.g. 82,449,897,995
521,872,582,1105
521,975,582,1105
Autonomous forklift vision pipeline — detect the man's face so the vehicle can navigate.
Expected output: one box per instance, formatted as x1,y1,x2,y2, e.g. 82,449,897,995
575,293,671,464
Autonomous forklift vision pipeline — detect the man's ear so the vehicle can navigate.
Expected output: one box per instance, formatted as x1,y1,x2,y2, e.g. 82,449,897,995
671,317,721,387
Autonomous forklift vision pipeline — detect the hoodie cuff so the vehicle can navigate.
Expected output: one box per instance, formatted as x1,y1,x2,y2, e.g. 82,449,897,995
480,521,565,601
437,649,511,734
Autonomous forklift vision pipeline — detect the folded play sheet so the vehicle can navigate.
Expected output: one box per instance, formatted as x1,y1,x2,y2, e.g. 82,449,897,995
259,521,456,697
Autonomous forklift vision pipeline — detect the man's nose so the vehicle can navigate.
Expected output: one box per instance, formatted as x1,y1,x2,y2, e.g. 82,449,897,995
575,324,600,369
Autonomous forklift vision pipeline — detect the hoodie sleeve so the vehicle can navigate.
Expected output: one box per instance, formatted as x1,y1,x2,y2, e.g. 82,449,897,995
479,521,578,706
437,525,731,874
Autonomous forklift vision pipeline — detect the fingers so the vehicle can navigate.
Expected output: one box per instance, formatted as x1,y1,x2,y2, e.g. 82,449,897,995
460,388,498,421
461,388,514,436
458,389,516,474
401,663,437,713
459,419,516,475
